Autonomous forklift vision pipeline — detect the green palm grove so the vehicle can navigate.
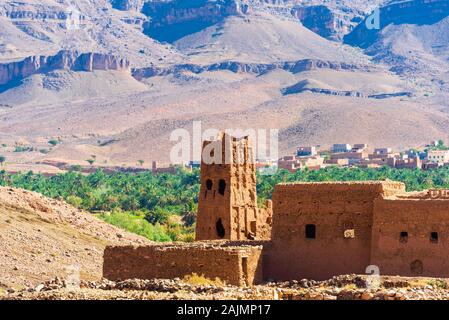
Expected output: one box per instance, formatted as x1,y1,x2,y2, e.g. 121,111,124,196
1,165,449,242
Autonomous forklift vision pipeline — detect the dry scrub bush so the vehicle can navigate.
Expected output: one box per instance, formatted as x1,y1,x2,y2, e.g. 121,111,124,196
183,273,225,286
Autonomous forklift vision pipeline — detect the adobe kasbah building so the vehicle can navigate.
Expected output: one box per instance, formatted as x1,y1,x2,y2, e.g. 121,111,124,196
104,133,449,286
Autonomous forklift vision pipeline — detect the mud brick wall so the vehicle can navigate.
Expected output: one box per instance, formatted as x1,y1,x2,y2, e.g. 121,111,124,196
103,243,263,286
256,200,273,240
372,198,449,278
265,181,405,281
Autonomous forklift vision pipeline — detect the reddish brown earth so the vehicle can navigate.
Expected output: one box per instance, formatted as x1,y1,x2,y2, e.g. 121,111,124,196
0,186,150,290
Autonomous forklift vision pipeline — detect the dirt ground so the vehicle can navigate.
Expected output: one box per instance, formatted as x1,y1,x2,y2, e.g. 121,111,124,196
3,275,449,300
0,186,150,290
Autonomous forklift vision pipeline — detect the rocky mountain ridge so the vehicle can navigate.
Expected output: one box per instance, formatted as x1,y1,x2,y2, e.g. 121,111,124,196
344,0,449,90
132,58,373,80
0,0,180,66
0,51,130,86
345,0,449,48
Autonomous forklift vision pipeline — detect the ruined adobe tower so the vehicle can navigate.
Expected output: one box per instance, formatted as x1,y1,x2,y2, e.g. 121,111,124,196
195,132,272,241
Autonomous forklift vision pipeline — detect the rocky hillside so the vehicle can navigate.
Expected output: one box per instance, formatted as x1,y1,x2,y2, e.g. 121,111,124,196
0,0,180,66
0,186,149,290
140,0,386,42
0,50,130,86
345,0,449,86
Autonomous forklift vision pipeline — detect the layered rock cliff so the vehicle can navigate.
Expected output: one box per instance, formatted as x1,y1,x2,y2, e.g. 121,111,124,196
290,3,371,41
0,51,130,86
111,0,144,11
141,0,250,42
0,0,179,67
291,5,338,40
132,58,370,79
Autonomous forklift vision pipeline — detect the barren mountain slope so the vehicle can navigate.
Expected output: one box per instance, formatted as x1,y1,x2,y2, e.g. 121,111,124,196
367,17,449,86
0,64,444,166
0,187,149,290
142,0,387,42
98,93,449,164
345,0,449,93
174,12,369,64
0,70,149,106
0,0,181,66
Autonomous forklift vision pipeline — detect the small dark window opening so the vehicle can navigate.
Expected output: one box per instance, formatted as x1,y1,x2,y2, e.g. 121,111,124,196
218,179,226,196
431,232,439,243
206,179,213,190
242,257,249,286
305,224,316,239
400,231,408,243
216,218,225,238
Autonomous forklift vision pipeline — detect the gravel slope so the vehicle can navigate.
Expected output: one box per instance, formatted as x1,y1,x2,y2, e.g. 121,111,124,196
0,186,150,290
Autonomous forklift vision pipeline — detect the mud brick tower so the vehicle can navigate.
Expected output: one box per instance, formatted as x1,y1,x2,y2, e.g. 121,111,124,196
195,132,272,241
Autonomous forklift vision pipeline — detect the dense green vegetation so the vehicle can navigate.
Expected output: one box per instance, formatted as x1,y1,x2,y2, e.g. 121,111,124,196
256,166,449,202
98,210,173,242
2,165,449,241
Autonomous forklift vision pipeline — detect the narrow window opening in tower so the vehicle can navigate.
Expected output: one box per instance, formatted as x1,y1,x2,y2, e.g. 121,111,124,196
400,231,408,243
431,232,439,243
205,179,213,198
206,179,213,190
216,218,225,238
218,179,227,196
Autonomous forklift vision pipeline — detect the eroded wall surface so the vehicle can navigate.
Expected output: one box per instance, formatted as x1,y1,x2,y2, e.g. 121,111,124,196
265,181,405,281
103,242,263,286
372,197,449,277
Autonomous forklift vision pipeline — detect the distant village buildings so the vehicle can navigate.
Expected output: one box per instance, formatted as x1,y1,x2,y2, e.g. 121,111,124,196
152,161,177,175
277,154,324,173
427,150,449,166
331,144,352,153
145,140,449,176
255,140,449,174
297,146,317,157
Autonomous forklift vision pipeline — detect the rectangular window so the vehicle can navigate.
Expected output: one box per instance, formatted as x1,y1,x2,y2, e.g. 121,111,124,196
431,232,439,243
305,224,316,239
400,231,408,243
